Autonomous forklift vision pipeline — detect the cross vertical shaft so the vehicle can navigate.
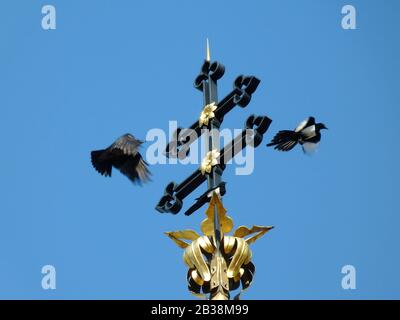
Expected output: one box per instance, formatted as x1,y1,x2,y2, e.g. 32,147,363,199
201,44,229,300
203,76,222,247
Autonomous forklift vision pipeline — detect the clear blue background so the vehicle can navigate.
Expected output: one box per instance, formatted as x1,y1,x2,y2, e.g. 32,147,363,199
1,0,399,299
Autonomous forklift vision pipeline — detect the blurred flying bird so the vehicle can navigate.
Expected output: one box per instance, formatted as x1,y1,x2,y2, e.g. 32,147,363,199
91,134,151,184
267,117,328,153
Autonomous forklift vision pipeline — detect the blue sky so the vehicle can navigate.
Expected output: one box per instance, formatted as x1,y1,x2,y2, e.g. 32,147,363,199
1,0,399,299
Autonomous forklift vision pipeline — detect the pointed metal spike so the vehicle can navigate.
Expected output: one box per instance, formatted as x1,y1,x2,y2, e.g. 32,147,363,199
206,38,211,62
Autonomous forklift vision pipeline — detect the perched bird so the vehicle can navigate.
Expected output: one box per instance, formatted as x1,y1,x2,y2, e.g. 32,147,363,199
267,117,327,153
91,134,151,184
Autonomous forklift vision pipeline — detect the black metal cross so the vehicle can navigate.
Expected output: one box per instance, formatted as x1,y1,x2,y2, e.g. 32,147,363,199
156,47,272,222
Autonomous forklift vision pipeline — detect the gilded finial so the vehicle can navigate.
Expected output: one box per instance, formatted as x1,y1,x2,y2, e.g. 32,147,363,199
164,194,274,299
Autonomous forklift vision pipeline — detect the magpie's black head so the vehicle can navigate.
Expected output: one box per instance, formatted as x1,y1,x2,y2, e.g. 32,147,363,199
317,123,328,130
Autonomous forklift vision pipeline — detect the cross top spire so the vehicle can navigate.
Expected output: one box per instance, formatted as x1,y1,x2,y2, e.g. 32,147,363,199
206,38,211,62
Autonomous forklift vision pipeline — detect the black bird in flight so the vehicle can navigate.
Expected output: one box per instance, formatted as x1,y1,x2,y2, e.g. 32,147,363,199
267,117,328,153
91,134,151,184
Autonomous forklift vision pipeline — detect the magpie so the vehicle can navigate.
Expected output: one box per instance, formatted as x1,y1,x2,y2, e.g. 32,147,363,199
91,133,151,184
267,117,327,153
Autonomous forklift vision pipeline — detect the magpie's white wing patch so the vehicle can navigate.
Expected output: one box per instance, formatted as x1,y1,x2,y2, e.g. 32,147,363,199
301,125,316,138
295,119,308,132
294,117,315,132
302,142,319,154
295,116,315,132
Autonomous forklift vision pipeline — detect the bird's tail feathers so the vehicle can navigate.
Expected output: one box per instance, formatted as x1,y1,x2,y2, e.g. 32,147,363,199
91,149,112,177
267,130,299,151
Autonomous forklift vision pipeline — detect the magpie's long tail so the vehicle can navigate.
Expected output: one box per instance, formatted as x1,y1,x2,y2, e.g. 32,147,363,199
267,130,299,151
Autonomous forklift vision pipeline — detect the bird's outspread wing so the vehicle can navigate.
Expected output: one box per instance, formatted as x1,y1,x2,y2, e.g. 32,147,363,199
300,125,316,139
295,116,315,133
91,149,112,177
118,154,151,184
110,133,142,156
109,134,151,184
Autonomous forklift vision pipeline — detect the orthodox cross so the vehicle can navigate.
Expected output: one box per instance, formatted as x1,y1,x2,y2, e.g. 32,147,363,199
157,41,273,300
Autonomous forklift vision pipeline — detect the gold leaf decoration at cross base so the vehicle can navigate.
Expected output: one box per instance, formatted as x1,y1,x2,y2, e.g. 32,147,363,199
165,230,201,249
201,192,233,238
199,102,217,127
200,149,220,175
165,193,274,299
234,225,274,245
